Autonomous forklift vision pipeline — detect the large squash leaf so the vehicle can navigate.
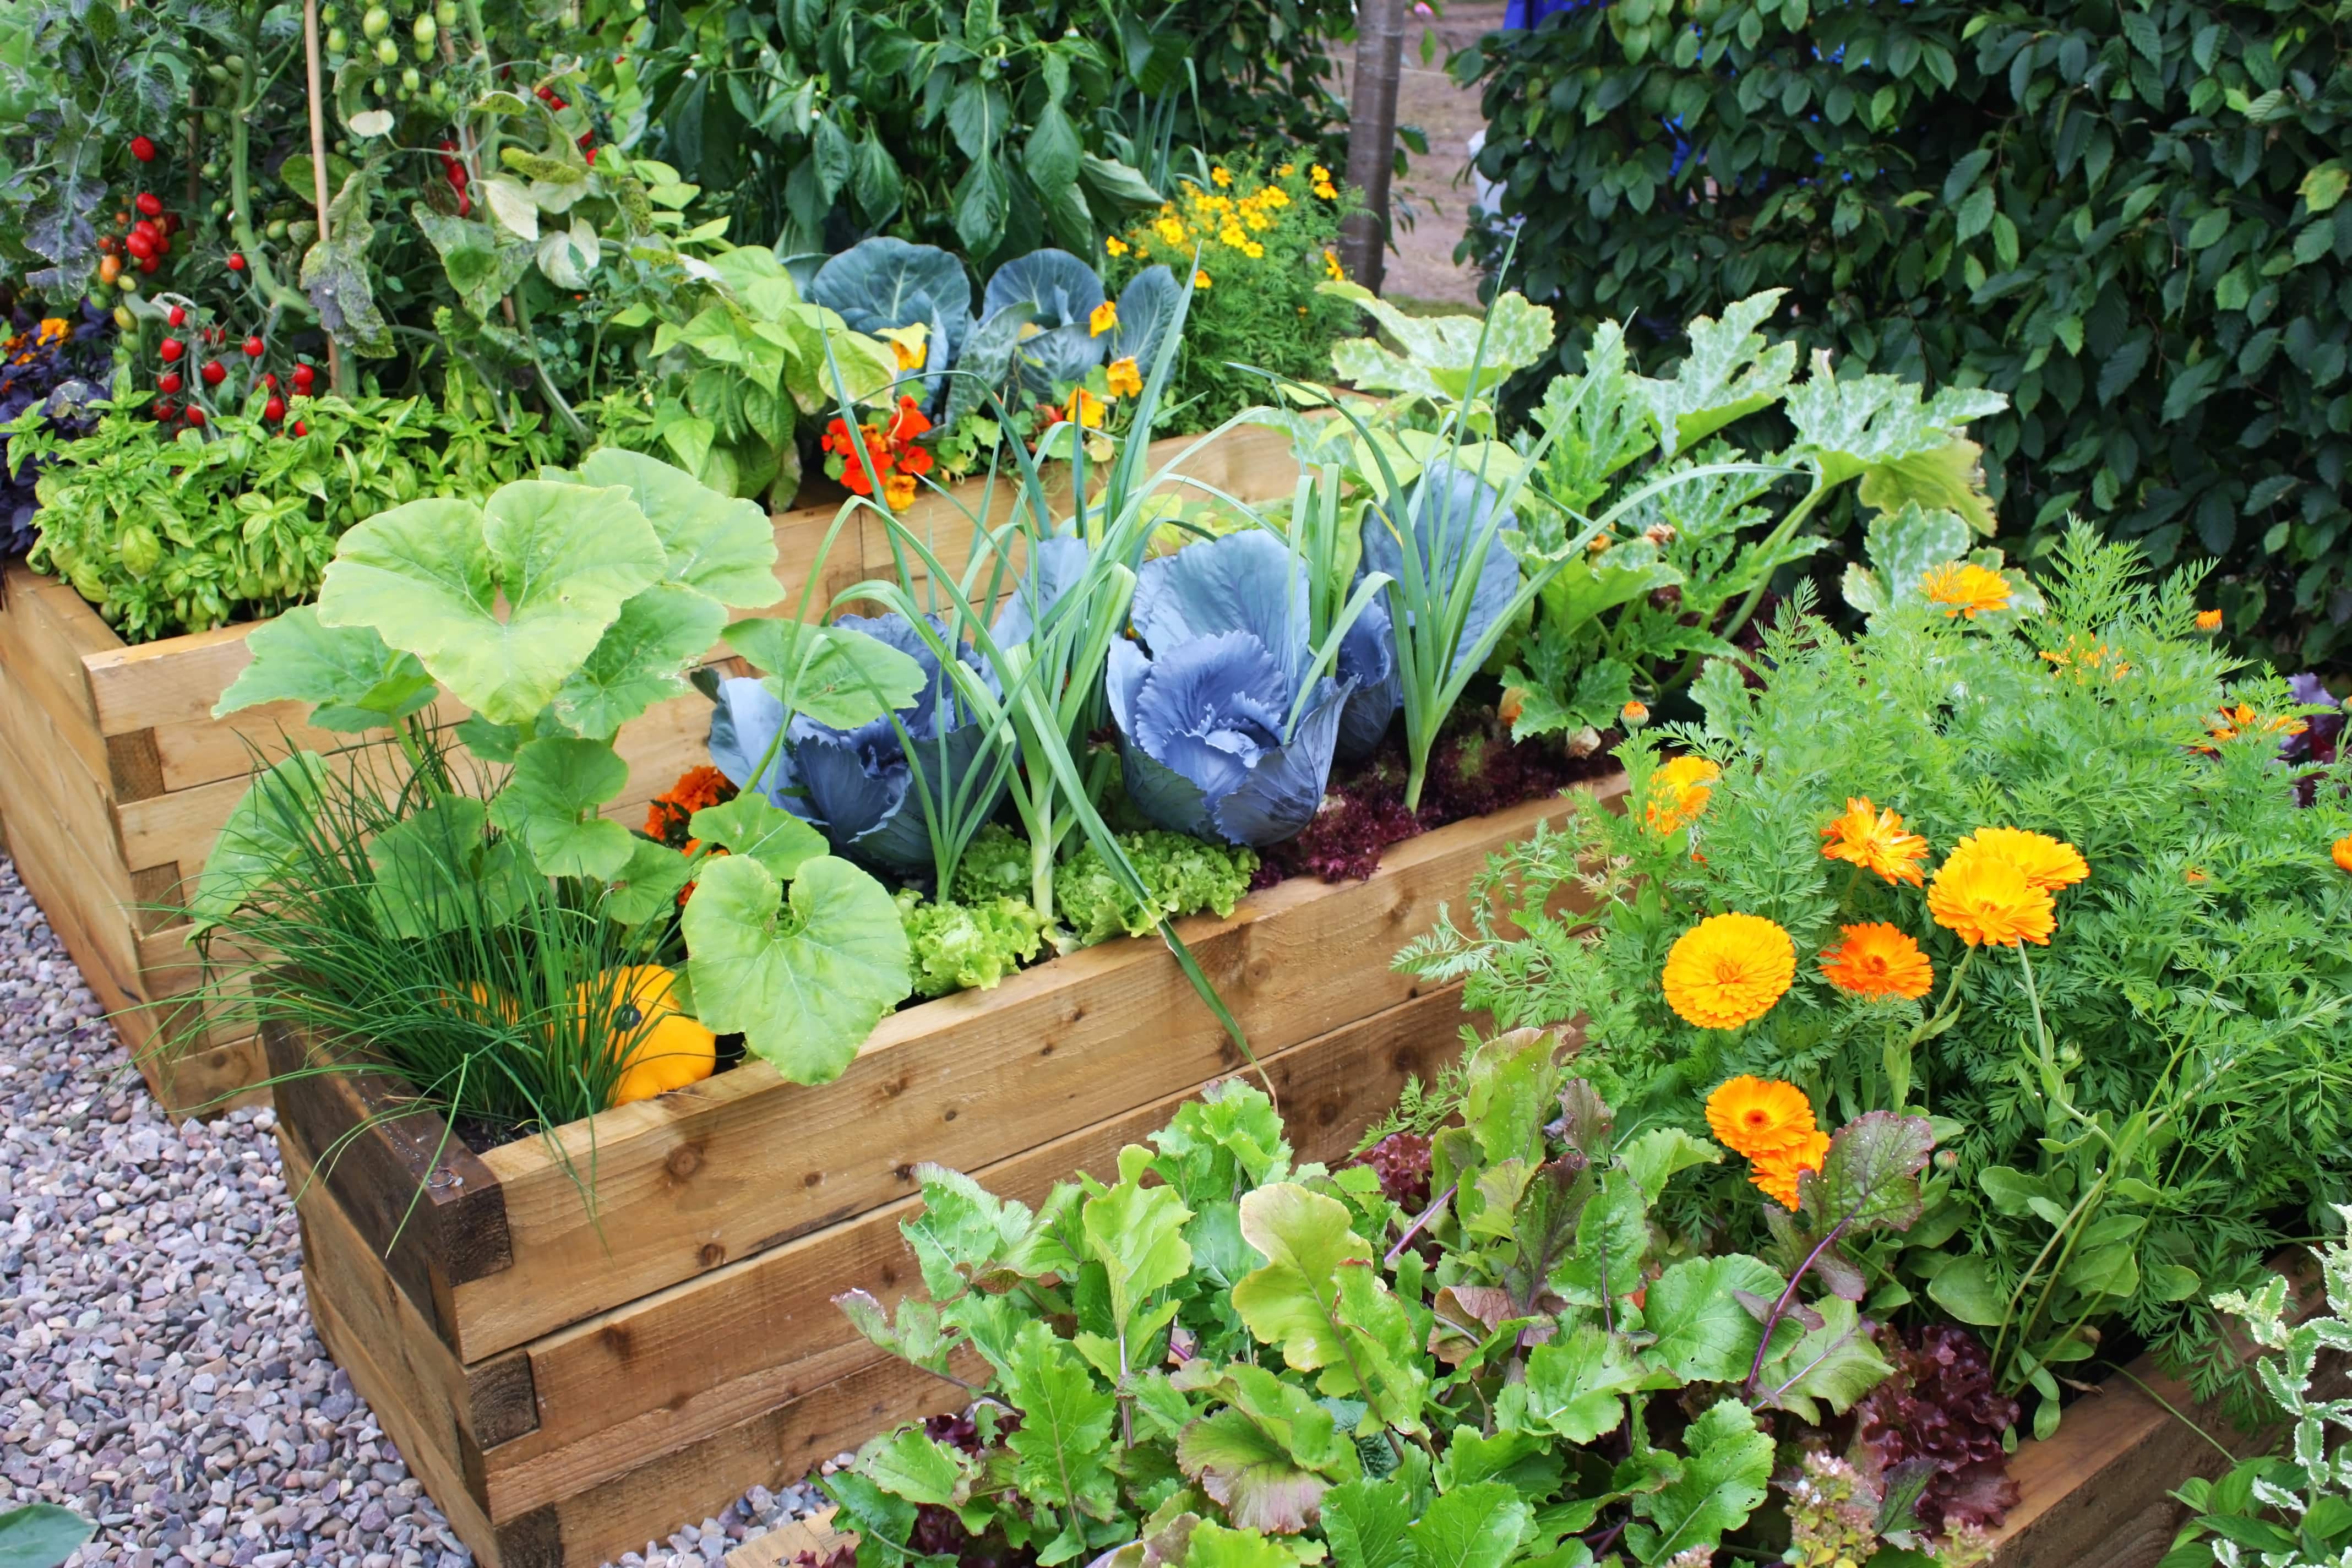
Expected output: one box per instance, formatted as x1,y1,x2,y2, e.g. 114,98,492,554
213,607,437,732
317,481,665,723
573,447,785,607
550,584,728,740
721,616,928,731
679,852,910,1084
487,737,635,880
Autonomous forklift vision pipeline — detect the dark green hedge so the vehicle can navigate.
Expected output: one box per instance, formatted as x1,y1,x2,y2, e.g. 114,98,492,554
1464,0,2352,665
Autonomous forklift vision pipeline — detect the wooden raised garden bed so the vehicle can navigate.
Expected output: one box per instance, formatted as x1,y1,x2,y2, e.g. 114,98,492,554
0,423,1299,1115
267,782,1624,1568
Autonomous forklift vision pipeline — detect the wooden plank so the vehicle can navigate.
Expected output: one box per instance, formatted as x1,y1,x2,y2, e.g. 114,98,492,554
0,565,113,781
0,759,144,1010
452,781,1618,1359
475,983,1467,1516
0,647,133,886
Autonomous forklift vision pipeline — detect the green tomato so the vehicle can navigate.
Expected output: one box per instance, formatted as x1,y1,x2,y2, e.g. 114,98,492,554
367,72,385,94
428,77,448,101
326,26,347,51
361,6,390,37
411,12,435,44
435,0,456,21
205,61,228,82
401,66,421,91
321,3,337,19
374,35,400,63
210,197,228,216
222,52,244,73
266,219,288,239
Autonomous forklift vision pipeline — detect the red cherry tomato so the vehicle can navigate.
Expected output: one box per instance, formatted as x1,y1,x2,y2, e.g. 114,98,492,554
156,372,182,394
226,253,246,272
153,399,176,420
243,335,264,358
159,337,184,362
264,395,286,422
130,135,157,162
135,193,162,218
138,257,158,274
160,213,181,236
290,419,308,437
184,406,205,428
200,360,225,385
167,305,186,327
131,220,158,243
125,231,156,261
291,364,316,392
263,373,279,390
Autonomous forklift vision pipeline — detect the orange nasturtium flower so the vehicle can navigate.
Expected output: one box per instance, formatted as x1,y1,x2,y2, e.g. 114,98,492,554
1751,1129,1832,1208
1819,922,1935,1001
1948,827,2088,892
1106,357,1144,399
2333,836,2352,875
1663,913,1795,1029
2196,608,2224,631
1088,300,1119,337
1069,388,1108,429
1920,561,2013,619
1928,848,2056,948
1644,755,1721,835
1705,1075,1818,1159
1820,797,1931,885
883,471,918,510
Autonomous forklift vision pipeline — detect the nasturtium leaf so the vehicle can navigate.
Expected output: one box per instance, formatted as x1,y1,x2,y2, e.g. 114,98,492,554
318,482,665,723
1641,1254,1783,1382
679,852,911,1084
1498,1324,1647,1444
686,792,826,879
214,607,437,732
192,752,333,932
1231,1184,1375,1376
575,447,785,607
1625,1399,1772,1562
1084,1145,1194,1341
1632,291,1796,455
602,837,697,926
1406,1481,1530,1568
367,796,536,939
488,737,635,880
857,1425,972,1509
720,617,929,731
550,584,728,739
1321,1478,1414,1568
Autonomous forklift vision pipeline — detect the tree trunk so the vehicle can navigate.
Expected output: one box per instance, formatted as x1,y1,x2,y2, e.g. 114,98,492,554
1340,0,1407,293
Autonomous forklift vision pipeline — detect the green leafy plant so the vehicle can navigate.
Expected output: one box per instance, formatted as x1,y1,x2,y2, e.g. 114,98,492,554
186,449,925,1103
1462,0,2352,666
1396,525,2352,1430
2162,1211,2352,1567
831,1031,1930,1568
9,380,564,641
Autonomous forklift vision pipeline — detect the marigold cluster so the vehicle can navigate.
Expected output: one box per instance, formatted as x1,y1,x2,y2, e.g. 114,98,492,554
820,394,934,510
1920,561,2013,619
1663,912,1794,1029
645,765,737,850
1820,796,1930,885
1819,922,1934,1000
1706,1075,1827,1208
1925,828,2084,948
1644,755,1720,835
1115,164,1303,265
2207,701,2307,745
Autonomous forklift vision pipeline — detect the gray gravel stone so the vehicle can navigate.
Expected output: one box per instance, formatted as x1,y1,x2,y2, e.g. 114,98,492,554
0,853,827,1567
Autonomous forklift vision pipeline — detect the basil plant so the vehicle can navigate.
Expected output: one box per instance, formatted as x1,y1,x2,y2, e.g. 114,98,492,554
194,449,927,1085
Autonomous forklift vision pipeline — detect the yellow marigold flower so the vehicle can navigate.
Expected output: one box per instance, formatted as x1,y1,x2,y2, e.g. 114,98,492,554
1644,755,1721,835
1819,922,1934,1001
1211,166,1232,187
1928,852,2055,948
1820,797,1931,886
1105,235,1129,257
1705,1075,1818,1159
1323,248,1346,282
1260,185,1290,208
1088,300,1118,337
1314,181,1338,200
1194,269,1212,289
1246,210,1273,232
1621,700,1649,727
2208,701,2307,744
1106,356,1143,398
2334,836,2352,875
882,471,917,511
2196,608,2224,631
1751,1130,1831,1209
1920,561,2013,619
1242,240,1265,258
1220,225,1249,249
1950,827,2088,892
1663,913,1796,1029
1278,162,1296,176
1310,164,1330,181
1155,217,1186,246
1069,388,1107,429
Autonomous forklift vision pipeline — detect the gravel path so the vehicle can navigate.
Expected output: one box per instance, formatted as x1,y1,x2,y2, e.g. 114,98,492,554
0,852,827,1568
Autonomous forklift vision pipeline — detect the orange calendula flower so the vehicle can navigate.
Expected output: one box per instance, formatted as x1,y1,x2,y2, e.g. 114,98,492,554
1920,561,2013,619
1621,700,1649,727
1820,797,1931,886
1751,1129,1831,1209
2333,837,2352,875
2196,608,2224,631
1928,851,2055,948
1324,248,1346,282
1663,913,1795,1029
1705,1075,1818,1159
1950,827,2088,892
1106,357,1144,399
1088,300,1119,337
1644,755,1721,835
1819,922,1935,1001
2184,867,2207,884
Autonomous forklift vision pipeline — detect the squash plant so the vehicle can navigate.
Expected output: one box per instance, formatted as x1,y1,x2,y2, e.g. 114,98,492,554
831,1030,1939,1566
195,448,926,1085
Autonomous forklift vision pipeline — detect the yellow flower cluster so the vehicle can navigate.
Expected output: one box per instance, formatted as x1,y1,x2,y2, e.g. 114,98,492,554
1107,160,1330,288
